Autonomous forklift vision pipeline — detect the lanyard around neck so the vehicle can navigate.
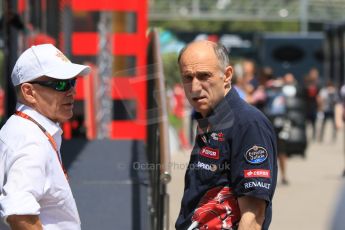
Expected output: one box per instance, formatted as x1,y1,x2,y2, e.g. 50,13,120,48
14,111,68,179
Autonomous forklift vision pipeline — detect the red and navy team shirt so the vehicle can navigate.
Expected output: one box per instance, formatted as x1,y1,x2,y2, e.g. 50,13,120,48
175,88,278,230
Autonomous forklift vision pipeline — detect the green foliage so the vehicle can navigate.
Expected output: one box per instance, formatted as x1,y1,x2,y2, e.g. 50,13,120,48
162,52,181,88
152,21,224,33
168,113,183,130
150,20,300,33
228,21,300,32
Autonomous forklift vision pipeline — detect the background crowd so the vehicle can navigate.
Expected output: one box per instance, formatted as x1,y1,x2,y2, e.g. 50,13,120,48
169,58,345,186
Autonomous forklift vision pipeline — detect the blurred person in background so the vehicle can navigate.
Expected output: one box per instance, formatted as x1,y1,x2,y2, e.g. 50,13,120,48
242,59,258,92
318,80,340,142
175,40,277,230
278,73,299,185
336,83,345,130
302,67,322,141
250,66,273,111
232,62,247,100
241,60,267,110
241,59,257,105
172,83,191,150
0,44,90,229
264,72,306,185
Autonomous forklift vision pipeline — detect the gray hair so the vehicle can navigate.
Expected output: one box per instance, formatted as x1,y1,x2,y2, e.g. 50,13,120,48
177,42,230,71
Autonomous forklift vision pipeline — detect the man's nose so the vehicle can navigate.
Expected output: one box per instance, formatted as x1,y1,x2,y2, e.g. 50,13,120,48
191,77,202,93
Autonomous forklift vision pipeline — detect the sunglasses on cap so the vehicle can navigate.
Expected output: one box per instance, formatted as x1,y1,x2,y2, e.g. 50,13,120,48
29,78,77,92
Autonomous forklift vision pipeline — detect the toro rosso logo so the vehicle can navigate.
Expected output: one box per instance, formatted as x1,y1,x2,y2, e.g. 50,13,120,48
244,145,268,164
188,186,240,230
200,147,219,160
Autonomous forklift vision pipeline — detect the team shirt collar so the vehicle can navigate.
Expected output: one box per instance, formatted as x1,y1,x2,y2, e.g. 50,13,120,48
196,87,241,132
16,103,63,137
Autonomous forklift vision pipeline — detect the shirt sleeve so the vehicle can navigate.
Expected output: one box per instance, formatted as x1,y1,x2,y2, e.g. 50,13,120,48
231,120,277,202
0,141,48,219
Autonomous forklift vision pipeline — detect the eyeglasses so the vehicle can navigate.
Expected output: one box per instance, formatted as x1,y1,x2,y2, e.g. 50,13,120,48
29,79,77,92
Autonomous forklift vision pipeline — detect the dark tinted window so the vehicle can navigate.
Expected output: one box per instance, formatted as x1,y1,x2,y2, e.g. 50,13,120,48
112,99,136,120
272,45,304,63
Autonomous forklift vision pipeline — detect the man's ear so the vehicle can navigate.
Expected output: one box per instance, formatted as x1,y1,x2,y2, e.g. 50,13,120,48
224,65,233,85
21,83,36,104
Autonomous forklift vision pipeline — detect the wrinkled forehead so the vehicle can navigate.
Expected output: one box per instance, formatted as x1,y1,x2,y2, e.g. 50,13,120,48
181,42,216,61
180,60,221,76
180,46,220,71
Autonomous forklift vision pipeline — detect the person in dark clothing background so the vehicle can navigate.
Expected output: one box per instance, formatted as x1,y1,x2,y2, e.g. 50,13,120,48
302,68,321,141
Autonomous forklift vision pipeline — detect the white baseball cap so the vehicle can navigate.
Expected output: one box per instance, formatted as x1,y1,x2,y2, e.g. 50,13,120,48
11,44,91,86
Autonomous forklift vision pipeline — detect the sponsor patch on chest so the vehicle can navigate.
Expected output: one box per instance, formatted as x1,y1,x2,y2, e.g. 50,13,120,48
197,161,218,171
244,169,271,178
210,132,225,142
244,145,268,164
199,146,220,159
244,181,271,189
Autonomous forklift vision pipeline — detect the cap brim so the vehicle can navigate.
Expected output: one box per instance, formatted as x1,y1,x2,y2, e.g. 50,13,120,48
44,62,91,80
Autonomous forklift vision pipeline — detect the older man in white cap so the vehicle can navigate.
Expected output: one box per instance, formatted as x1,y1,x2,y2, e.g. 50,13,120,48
0,44,90,229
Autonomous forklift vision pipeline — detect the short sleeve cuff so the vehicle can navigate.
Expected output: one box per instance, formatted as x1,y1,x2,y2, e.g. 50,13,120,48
236,190,271,203
233,179,273,203
0,191,40,218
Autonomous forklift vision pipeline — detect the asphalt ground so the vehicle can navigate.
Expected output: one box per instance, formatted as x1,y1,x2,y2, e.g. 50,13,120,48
167,122,345,230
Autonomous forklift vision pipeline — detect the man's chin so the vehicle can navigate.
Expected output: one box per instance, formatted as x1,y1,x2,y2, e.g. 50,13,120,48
57,114,73,123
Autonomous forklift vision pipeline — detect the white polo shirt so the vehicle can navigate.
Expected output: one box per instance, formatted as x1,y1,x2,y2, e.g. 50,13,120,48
0,103,81,229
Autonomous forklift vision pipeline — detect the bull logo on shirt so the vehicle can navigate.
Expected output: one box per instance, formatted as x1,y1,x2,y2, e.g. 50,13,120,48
210,132,225,142
187,186,240,230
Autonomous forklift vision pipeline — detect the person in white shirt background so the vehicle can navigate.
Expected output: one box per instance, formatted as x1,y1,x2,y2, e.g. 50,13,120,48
0,44,90,229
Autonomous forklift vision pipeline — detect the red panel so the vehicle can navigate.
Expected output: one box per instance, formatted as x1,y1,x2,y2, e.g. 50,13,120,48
110,121,146,140
72,33,147,56
70,0,148,141
83,66,97,139
111,78,135,99
111,77,146,98
137,0,148,35
63,122,72,139
72,33,98,55
114,34,145,55
136,0,148,71
72,0,139,11
136,56,147,76
41,0,47,12
18,0,26,14
75,77,85,100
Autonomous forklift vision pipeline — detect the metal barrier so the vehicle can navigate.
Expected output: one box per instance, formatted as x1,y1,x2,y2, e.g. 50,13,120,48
147,28,172,230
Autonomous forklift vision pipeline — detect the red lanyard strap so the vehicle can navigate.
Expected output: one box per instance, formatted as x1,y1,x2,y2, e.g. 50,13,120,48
15,111,68,179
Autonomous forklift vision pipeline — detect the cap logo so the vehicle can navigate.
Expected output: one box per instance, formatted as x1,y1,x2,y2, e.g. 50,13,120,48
56,51,70,62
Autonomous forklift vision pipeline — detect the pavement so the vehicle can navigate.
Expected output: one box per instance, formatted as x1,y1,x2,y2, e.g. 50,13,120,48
167,123,345,230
